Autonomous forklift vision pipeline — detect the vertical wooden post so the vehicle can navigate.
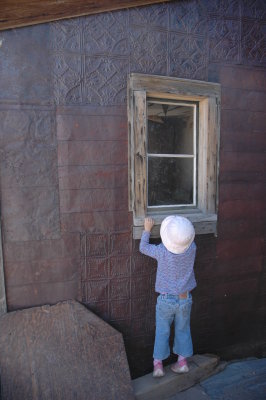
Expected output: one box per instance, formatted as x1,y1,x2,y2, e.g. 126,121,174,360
0,221,7,315
133,90,147,219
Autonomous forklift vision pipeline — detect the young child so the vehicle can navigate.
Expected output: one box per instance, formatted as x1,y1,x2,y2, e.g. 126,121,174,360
140,215,196,377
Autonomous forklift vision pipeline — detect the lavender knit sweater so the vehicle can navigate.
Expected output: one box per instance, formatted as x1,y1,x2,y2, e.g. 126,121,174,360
140,231,197,295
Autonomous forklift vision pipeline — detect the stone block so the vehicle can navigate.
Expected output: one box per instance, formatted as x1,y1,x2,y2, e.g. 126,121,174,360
0,300,134,400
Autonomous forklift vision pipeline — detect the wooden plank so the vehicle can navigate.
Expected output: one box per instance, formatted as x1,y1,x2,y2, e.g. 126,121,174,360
134,212,217,227
130,73,221,98
133,354,219,400
197,98,209,214
198,95,220,214
0,221,7,315
133,214,217,239
128,78,134,212
0,0,171,31
133,91,147,219
206,96,220,213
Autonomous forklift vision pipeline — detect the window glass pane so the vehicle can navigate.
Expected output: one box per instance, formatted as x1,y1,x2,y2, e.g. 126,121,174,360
148,157,194,206
148,102,194,154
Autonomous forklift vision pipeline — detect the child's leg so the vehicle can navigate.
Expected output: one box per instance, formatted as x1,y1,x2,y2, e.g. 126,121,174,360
153,296,175,361
173,294,193,358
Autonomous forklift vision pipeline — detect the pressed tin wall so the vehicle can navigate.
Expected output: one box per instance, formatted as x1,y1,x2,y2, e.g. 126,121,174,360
0,0,265,377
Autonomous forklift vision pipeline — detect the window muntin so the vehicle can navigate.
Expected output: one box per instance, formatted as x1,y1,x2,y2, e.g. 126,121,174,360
147,99,197,210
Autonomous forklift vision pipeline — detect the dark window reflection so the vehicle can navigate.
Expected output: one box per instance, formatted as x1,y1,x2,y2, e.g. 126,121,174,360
147,101,195,207
148,157,193,206
148,103,194,155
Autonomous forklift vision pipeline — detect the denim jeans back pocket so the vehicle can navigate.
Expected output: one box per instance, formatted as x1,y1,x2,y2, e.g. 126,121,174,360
156,296,176,319
179,296,192,318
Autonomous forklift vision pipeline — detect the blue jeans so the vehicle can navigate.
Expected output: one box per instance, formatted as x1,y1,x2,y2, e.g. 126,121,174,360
153,293,193,360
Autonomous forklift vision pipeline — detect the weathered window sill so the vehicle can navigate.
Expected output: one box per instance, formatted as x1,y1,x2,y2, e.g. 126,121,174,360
132,212,217,239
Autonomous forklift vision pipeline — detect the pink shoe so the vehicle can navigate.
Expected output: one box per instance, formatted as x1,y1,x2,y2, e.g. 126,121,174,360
171,359,189,374
153,360,165,377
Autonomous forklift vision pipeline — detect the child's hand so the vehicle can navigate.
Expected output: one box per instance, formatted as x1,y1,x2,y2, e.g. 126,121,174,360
144,217,155,232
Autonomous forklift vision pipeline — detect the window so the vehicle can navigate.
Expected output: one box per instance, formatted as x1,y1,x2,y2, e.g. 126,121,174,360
128,74,221,239
147,99,197,209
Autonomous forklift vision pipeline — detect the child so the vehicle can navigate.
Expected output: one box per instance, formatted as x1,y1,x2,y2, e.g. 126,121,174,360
140,215,196,377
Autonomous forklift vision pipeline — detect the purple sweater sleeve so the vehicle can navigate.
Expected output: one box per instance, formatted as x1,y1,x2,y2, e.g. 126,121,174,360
139,231,160,260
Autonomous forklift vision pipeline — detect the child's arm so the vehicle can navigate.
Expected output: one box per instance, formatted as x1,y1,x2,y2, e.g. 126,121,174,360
139,218,160,260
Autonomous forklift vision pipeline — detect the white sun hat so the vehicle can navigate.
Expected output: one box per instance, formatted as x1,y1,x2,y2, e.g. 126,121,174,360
160,215,195,254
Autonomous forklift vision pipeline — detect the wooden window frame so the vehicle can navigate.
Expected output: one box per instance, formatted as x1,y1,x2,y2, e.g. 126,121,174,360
128,73,221,239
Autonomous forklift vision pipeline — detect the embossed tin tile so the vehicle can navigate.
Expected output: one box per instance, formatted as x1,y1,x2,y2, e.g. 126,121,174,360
129,26,168,75
110,256,131,277
110,231,132,256
53,52,82,104
131,296,148,318
85,258,109,280
50,19,82,52
169,0,207,35
84,56,128,105
87,233,108,257
209,17,241,63
241,20,266,66
129,3,168,29
110,299,130,319
84,279,109,302
109,277,130,300
206,0,240,18
83,11,129,56
83,300,109,319
169,32,208,79
131,254,156,275
131,275,151,298
242,0,266,20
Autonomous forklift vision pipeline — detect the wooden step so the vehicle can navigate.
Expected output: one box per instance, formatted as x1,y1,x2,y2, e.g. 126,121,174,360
133,354,220,400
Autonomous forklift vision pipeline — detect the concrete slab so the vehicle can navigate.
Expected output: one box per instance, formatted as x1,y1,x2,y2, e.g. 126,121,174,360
0,300,134,400
201,358,266,400
133,354,219,400
167,384,211,400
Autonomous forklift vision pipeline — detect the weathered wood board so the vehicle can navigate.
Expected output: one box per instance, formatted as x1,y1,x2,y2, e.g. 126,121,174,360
0,300,134,400
0,0,171,31
0,221,7,315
